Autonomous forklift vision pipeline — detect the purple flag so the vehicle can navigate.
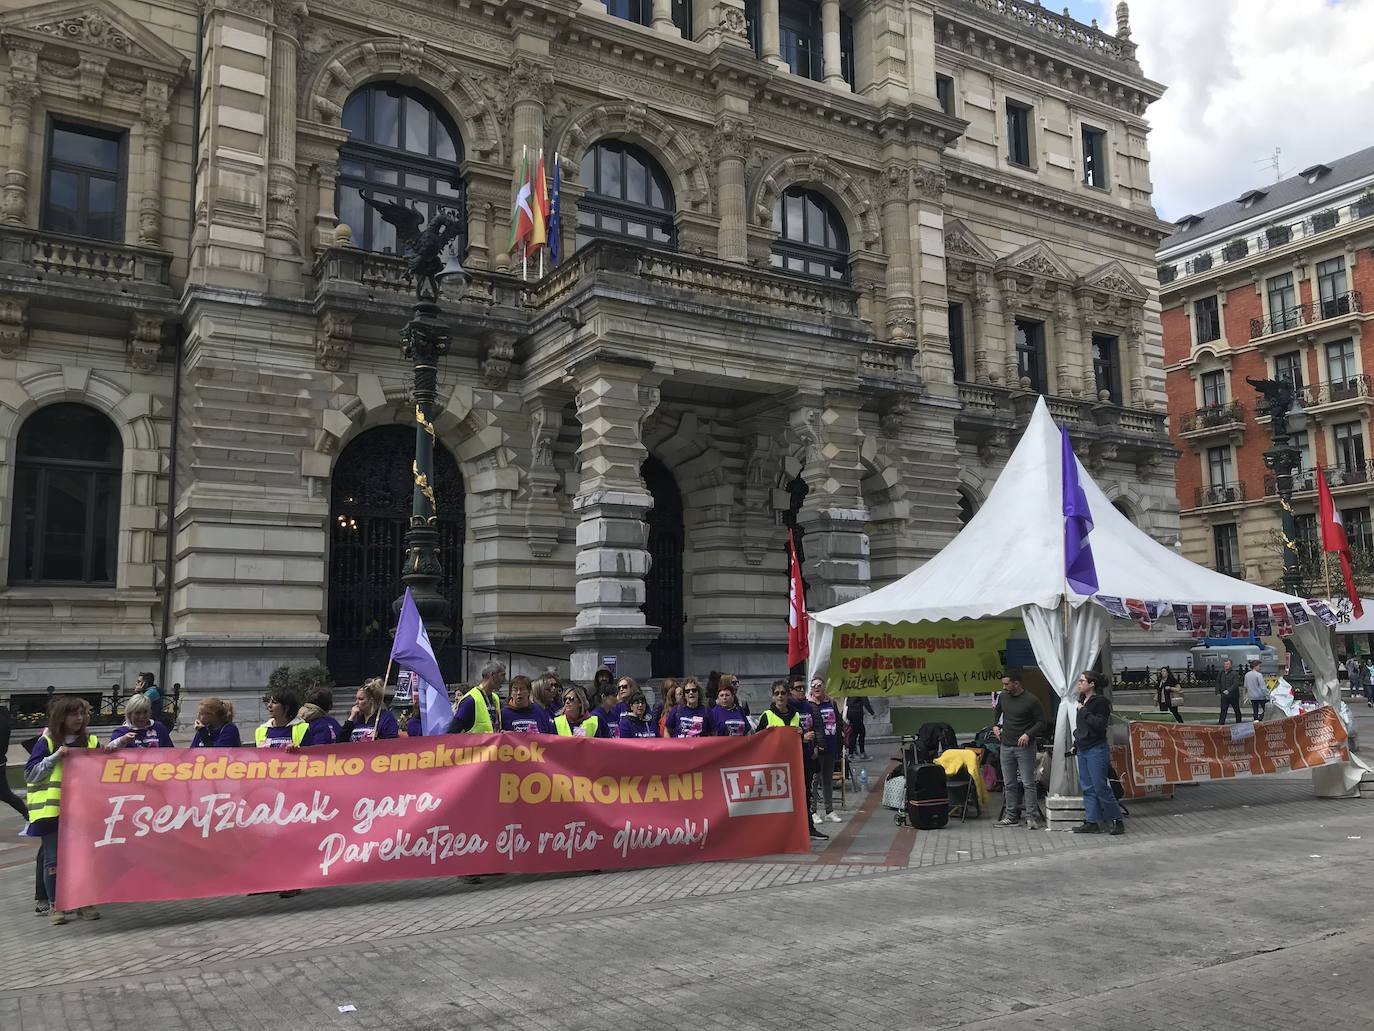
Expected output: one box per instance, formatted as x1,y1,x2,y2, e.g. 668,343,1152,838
1061,425,1099,595
390,588,449,736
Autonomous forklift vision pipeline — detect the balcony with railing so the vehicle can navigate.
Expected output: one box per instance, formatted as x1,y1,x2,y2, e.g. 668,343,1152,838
1250,290,1362,341
1178,400,1245,439
0,225,175,311
1262,466,1319,496
1302,374,1373,411
1194,482,1247,508
1263,463,1374,497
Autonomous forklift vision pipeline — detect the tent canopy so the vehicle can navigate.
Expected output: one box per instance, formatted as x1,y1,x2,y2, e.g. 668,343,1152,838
811,396,1312,629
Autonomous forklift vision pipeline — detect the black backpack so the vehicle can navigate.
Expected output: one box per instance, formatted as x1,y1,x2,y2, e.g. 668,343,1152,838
915,721,958,763
906,762,949,829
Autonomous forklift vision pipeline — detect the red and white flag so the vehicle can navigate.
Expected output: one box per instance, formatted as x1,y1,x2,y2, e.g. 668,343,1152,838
1318,471,1364,618
787,529,809,668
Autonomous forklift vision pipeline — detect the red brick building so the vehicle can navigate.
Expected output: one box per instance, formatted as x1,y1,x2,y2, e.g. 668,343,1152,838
1159,147,1374,590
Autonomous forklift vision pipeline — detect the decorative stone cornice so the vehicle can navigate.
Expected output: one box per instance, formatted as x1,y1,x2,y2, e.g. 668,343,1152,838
709,116,755,165
127,312,163,371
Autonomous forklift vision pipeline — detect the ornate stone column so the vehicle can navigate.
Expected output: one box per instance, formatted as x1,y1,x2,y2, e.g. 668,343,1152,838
821,0,845,87
561,354,662,681
509,56,552,186
712,117,754,263
2,47,40,226
1127,313,1146,405
761,0,783,69
998,274,1020,387
138,87,172,247
908,164,952,382
971,273,990,383
1054,290,1073,398
267,0,307,247
652,0,676,34
878,163,915,342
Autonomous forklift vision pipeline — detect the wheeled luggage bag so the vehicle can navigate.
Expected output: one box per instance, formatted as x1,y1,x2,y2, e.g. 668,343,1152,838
906,761,950,829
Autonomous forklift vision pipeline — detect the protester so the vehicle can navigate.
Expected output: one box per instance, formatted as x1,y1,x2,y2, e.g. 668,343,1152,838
339,678,399,742
655,678,682,737
299,686,341,746
403,695,422,737
844,693,875,760
1155,666,1184,723
134,670,164,724
992,669,1047,829
503,675,556,734
1244,659,1270,722
0,701,29,820
588,681,621,739
707,680,750,736
448,661,504,734
255,687,308,748
615,676,638,714
667,678,710,738
534,672,564,719
1215,658,1242,725
190,697,241,748
1073,671,1124,836
810,679,845,824
108,694,174,749
759,682,825,840
787,679,822,825
592,666,614,697
617,692,659,738
25,696,101,924
554,687,600,737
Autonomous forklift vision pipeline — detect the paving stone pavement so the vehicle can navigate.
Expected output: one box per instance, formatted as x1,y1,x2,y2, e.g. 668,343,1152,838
1,763,1372,1030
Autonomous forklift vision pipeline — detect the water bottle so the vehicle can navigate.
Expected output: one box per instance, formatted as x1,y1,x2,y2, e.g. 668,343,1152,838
859,767,870,791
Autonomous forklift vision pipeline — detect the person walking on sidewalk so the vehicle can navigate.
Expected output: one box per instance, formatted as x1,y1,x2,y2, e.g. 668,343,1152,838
992,669,1047,829
1072,672,1124,836
1216,658,1243,725
1155,666,1184,723
1244,659,1270,722
845,693,875,760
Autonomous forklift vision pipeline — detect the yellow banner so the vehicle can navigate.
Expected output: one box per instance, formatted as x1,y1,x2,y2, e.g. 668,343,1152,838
826,619,1021,697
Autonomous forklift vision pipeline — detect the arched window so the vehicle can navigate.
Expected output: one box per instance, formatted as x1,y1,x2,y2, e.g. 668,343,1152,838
957,489,977,530
641,455,684,678
1113,500,1136,525
771,187,849,281
337,84,463,254
576,141,676,251
9,404,121,585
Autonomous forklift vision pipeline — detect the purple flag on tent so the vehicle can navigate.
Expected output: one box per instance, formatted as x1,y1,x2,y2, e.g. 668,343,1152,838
1061,425,1099,595
390,588,449,736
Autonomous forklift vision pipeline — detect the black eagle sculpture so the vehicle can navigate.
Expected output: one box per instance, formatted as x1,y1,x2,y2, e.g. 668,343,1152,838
359,189,467,302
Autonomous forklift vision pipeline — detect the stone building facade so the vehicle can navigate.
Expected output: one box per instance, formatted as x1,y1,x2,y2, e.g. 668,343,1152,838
0,0,1176,694
1160,146,1374,592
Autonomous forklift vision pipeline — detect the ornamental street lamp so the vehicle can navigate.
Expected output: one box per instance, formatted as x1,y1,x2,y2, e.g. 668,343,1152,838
360,191,469,654
1248,376,1308,597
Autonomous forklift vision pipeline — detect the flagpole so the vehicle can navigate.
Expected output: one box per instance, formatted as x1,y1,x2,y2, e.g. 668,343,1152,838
1323,549,1333,602
378,655,393,735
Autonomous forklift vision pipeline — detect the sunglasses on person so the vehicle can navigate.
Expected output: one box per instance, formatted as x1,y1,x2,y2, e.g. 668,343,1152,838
617,682,630,690
685,687,700,694
771,688,788,697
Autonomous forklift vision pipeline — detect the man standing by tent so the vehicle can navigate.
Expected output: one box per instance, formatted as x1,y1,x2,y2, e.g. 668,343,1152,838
1216,657,1242,725
992,669,1047,829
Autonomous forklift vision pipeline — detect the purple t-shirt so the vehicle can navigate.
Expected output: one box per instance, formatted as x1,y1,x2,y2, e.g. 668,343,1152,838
110,722,174,748
592,705,621,738
406,716,422,737
617,713,659,739
667,704,709,738
258,723,296,749
502,703,555,735
790,700,817,734
302,716,340,747
816,700,842,755
190,723,241,748
348,709,399,742
708,706,750,737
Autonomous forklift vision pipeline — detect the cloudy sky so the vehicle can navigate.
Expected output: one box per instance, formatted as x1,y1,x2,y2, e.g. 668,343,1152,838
1057,0,1374,221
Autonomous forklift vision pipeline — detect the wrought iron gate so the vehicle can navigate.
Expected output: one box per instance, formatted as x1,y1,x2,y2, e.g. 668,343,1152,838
327,426,465,688
641,455,684,678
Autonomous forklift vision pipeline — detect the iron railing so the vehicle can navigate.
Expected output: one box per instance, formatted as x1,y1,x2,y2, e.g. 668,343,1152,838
1304,374,1372,406
1249,290,1361,339
1194,482,1247,507
1179,401,1244,433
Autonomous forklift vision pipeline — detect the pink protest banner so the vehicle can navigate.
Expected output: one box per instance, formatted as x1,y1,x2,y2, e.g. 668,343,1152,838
57,730,810,909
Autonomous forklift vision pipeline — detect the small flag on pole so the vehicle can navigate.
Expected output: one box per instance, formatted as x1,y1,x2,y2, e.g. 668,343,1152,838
549,154,562,268
531,149,549,252
787,529,809,669
509,147,533,262
1061,425,1099,596
390,588,451,737
1318,470,1364,618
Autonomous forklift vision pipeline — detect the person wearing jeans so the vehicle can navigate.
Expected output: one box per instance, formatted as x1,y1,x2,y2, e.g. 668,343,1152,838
992,669,1047,829
1243,659,1269,722
810,679,845,823
1073,671,1124,835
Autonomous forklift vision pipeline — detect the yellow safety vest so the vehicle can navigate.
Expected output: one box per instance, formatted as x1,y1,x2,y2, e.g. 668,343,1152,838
554,714,599,738
254,721,309,748
27,731,100,825
758,709,800,729
460,686,501,733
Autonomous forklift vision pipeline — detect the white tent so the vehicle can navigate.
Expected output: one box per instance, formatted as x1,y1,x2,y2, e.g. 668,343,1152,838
807,397,1363,802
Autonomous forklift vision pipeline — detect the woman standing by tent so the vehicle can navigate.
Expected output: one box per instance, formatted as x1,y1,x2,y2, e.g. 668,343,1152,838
1073,671,1124,836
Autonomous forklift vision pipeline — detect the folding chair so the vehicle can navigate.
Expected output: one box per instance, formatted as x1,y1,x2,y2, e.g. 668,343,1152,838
831,751,848,809
946,771,981,822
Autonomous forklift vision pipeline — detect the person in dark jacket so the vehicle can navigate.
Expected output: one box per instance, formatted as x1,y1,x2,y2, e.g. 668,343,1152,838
1155,666,1184,723
617,692,659,739
299,687,341,747
1215,658,1243,725
992,669,1047,829
587,682,620,739
0,703,30,820
787,680,822,825
135,671,164,724
1073,671,1123,835
844,693,875,760
190,697,242,748
810,679,845,823
339,678,399,742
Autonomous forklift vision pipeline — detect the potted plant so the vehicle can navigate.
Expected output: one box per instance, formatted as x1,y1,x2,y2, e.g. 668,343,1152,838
1311,208,1338,233
1265,223,1291,246
1222,238,1248,261
1358,192,1374,219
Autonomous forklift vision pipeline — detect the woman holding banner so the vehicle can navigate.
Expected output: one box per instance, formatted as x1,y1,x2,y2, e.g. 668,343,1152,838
655,678,682,737
554,687,599,737
339,678,399,743
502,676,556,734
667,679,710,738
25,696,101,925
708,680,750,737
190,698,241,747
108,694,173,749
256,688,307,749
617,692,659,738
589,682,620,739
299,687,342,746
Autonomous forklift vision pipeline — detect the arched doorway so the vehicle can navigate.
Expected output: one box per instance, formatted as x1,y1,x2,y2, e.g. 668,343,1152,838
641,455,684,677
327,426,465,687
957,488,977,530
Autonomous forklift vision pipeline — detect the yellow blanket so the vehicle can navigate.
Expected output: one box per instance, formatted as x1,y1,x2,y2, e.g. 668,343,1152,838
935,748,989,806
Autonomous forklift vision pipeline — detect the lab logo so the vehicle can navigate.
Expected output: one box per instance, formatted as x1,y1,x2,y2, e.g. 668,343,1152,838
720,764,794,817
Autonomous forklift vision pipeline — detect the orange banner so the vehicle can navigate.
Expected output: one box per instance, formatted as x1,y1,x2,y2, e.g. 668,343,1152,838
1110,743,1175,800
1127,708,1349,786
